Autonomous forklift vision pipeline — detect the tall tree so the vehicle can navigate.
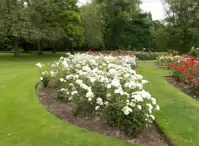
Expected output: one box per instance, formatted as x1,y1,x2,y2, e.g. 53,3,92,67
81,2,104,49
160,0,199,52
96,0,142,49
30,0,84,55
0,0,36,56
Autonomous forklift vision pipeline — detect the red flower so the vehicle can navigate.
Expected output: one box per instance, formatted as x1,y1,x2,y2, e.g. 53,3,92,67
180,67,187,72
189,75,193,79
88,50,94,55
193,81,197,84
186,80,189,83
171,64,177,67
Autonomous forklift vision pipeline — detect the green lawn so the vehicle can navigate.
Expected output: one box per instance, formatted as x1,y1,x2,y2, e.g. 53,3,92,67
138,61,199,146
1,53,199,146
0,53,135,146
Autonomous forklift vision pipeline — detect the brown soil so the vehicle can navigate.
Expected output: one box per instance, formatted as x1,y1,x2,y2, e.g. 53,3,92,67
165,76,199,99
37,84,170,146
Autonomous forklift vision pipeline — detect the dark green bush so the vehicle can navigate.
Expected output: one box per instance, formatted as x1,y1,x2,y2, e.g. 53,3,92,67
105,103,148,136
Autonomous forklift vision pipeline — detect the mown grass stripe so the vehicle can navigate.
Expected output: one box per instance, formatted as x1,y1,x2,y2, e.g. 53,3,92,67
138,61,199,146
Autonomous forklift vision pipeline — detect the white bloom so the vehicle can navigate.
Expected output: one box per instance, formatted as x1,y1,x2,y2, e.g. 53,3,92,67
151,98,157,105
114,88,124,95
124,74,131,79
69,83,74,86
40,77,43,81
111,79,120,87
106,94,111,98
82,66,91,72
104,101,109,105
50,71,55,77
52,64,57,67
108,68,117,75
90,77,96,83
96,97,103,105
135,74,143,80
146,103,153,113
88,97,92,102
60,78,65,82
150,115,155,120
60,88,66,92
80,84,89,90
95,106,100,110
132,94,144,102
69,97,73,101
140,91,151,99
71,91,78,95
156,105,160,111
23,2,28,7
36,63,43,68
122,106,132,116
62,60,68,68
86,91,94,98
136,83,143,90
76,64,81,68
141,80,149,84
107,84,112,89
137,105,142,110
76,79,83,85
129,102,136,107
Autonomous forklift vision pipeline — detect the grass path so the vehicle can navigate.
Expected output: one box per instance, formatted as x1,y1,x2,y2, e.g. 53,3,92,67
0,54,135,146
1,53,199,146
138,61,199,146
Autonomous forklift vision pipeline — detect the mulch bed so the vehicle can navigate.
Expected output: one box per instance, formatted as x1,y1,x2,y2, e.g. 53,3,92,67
37,84,171,146
165,76,199,99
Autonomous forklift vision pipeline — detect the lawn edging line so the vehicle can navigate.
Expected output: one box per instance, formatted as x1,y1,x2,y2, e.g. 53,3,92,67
154,121,175,146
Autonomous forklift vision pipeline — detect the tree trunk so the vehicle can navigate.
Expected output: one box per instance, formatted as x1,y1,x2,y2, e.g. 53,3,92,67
38,40,43,55
52,42,56,54
13,37,20,57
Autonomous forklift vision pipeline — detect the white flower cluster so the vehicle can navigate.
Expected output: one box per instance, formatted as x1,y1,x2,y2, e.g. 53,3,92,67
37,53,159,123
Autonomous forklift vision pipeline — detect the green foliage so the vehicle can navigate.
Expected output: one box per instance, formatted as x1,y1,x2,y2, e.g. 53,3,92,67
94,0,154,50
121,51,168,60
187,47,199,58
0,0,84,56
105,103,147,136
134,52,168,60
81,3,104,49
0,37,12,50
156,0,199,53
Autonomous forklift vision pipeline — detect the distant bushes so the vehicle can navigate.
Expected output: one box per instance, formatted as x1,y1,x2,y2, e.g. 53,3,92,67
120,51,168,60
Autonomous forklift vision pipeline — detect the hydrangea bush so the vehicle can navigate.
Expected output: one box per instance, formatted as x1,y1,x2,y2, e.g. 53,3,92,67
36,52,160,136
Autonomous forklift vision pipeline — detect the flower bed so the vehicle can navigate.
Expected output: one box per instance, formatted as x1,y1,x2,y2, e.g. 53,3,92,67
36,51,160,136
156,55,199,97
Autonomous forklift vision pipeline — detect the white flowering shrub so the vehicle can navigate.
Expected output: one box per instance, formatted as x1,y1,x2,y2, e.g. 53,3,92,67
36,52,159,136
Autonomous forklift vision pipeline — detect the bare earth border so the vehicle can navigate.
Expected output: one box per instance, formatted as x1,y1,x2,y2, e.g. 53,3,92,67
165,76,199,99
36,83,170,146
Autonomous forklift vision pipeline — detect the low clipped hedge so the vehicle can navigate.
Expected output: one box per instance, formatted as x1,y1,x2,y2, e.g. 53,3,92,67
121,51,168,60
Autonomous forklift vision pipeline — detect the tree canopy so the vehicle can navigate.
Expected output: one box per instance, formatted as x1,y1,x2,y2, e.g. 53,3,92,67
0,0,84,56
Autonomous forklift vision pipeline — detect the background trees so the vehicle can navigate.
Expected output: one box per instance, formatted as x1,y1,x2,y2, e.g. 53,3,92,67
0,0,198,55
0,0,84,56
156,0,199,53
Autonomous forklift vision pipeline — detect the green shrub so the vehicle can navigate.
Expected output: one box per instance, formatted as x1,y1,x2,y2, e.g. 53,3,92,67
105,103,148,136
188,47,199,58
